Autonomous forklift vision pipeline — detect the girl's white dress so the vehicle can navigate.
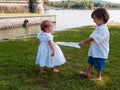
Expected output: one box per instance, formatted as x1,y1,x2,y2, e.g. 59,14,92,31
36,32,66,67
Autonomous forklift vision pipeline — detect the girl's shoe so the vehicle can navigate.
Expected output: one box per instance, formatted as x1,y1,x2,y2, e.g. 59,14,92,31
79,71,90,78
90,77,101,81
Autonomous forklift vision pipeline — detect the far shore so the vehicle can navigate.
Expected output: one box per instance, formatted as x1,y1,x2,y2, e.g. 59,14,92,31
108,22,120,26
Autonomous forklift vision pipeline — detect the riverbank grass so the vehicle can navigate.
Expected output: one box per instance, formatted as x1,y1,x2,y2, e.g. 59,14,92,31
108,22,120,26
0,25,120,90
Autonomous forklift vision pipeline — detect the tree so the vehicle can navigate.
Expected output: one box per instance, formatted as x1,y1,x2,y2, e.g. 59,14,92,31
44,0,120,9
29,0,37,13
43,0,50,6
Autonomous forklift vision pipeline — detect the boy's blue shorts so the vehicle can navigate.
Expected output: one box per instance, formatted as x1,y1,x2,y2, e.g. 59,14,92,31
87,56,106,71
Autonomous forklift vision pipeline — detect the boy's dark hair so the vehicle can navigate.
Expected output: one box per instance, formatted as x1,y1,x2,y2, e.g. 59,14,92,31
40,20,52,31
91,8,109,23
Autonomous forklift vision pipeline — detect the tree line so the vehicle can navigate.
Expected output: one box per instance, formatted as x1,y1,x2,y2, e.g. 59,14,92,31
43,0,120,9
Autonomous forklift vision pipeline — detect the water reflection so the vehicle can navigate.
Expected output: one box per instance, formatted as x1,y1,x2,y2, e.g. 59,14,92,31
0,25,41,40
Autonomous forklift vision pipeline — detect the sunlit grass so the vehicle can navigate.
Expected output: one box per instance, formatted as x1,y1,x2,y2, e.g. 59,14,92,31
108,22,120,27
0,26,120,90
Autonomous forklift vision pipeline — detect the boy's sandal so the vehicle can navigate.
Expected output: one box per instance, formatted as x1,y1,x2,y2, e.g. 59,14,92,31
90,77,101,81
79,71,90,78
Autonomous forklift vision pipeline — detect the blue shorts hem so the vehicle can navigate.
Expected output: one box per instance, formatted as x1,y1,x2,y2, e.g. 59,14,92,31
87,56,106,71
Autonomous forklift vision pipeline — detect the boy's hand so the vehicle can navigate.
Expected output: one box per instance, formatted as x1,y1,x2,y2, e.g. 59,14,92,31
79,38,93,46
79,41,86,46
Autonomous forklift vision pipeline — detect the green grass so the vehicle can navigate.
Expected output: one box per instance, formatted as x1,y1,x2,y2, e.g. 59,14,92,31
0,26,120,90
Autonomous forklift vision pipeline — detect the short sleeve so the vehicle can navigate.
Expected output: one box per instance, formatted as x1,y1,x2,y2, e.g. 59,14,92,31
90,28,107,44
46,34,53,41
37,33,42,40
37,33,39,38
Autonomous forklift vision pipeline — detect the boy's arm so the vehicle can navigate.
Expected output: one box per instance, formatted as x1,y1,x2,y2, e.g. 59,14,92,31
48,40,55,57
79,37,94,46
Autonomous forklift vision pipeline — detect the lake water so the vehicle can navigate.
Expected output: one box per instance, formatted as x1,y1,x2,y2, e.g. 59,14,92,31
0,10,120,40
0,26,40,40
47,10,120,31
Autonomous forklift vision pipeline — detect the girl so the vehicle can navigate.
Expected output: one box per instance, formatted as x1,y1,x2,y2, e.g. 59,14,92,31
36,20,66,73
79,8,110,81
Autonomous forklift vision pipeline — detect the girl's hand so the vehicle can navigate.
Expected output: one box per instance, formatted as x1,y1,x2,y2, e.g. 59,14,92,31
51,51,55,57
36,38,40,42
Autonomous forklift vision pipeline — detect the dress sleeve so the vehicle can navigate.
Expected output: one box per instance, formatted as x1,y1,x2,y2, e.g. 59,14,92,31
47,34,53,41
37,33,41,40
90,28,107,44
37,34,40,39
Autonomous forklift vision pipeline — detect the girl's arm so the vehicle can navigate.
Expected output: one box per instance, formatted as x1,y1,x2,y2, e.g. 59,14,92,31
79,37,94,46
48,40,55,57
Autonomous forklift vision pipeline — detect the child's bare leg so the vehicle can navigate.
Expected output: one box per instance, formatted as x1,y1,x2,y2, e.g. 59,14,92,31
79,64,93,78
96,70,102,79
51,67,59,73
86,64,93,76
90,71,102,81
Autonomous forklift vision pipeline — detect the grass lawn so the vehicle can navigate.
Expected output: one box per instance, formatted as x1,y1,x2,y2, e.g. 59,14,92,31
0,25,120,90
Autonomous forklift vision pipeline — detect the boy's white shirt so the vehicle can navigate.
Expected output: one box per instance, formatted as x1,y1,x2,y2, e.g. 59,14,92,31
88,24,110,59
